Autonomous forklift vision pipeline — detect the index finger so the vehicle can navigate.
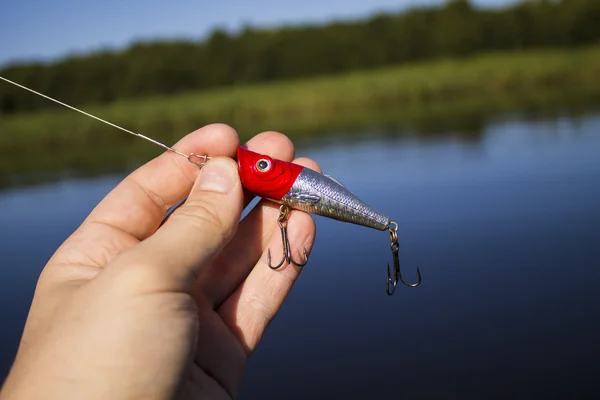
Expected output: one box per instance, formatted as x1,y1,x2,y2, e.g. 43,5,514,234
84,123,239,240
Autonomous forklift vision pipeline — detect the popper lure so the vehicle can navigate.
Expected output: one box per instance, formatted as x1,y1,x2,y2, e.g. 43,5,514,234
0,76,421,295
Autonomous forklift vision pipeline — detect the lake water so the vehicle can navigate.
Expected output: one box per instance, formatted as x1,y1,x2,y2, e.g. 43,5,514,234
1,112,599,398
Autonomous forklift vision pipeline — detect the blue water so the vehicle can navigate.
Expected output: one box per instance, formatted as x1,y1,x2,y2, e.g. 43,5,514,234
1,113,599,397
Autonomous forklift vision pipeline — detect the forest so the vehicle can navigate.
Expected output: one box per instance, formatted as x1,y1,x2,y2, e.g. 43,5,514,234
1,0,599,114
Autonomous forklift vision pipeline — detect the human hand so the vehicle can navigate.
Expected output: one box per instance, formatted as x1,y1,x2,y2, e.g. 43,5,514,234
0,125,319,400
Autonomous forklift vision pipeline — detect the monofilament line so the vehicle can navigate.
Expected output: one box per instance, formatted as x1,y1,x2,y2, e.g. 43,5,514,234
0,75,188,159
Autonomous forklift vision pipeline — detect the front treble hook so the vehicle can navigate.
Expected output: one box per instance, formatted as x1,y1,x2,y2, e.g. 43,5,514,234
386,222,421,295
267,205,309,269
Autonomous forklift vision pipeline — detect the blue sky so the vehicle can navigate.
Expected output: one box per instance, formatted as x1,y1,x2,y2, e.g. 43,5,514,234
0,0,513,67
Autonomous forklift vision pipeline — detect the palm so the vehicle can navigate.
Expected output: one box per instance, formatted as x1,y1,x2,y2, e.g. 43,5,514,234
181,305,247,399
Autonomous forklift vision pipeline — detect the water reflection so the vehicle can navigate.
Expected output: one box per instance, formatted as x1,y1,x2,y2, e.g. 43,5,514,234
1,112,599,397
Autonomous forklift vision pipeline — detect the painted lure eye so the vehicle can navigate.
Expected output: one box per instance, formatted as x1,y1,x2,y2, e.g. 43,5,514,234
256,158,271,172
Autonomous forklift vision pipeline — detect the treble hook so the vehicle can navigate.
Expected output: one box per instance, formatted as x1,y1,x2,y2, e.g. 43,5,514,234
267,205,309,269
386,222,421,295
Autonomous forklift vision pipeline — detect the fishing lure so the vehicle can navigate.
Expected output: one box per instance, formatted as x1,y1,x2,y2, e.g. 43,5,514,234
0,76,421,295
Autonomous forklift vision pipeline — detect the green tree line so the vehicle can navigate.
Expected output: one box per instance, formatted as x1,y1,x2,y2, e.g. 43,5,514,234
1,0,599,115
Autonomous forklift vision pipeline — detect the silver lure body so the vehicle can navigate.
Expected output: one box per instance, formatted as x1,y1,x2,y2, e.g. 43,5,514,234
278,167,391,231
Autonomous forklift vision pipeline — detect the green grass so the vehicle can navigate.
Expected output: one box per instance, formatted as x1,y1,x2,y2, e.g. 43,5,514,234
2,45,600,180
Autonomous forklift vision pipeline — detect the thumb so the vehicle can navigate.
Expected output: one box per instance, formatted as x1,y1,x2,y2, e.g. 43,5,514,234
128,157,243,289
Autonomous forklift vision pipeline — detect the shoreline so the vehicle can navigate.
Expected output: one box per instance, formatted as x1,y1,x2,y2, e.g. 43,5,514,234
1,45,600,180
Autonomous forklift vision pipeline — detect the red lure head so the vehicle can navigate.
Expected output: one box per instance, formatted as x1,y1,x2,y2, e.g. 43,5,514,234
237,146,304,200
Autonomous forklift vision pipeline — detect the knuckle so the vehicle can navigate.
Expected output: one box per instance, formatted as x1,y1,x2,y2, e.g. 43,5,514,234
177,200,229,236
130,177,168,213
242,289,273,320
110,260,164,294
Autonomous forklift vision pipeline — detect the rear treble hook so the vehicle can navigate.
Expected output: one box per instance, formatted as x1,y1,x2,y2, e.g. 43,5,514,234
386,222,421,295
267,205,309,269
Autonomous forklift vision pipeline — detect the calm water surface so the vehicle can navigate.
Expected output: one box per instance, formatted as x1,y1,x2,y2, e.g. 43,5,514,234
1,113,599,398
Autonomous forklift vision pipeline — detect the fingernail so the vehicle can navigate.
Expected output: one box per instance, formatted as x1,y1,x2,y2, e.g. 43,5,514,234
197,159,236,193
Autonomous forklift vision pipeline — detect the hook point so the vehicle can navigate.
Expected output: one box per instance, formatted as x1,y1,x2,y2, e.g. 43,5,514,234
267,207,309,270
267,248,285,270
386,221,421,294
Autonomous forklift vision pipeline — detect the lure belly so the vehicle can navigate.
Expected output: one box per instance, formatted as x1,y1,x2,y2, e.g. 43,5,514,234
237,146,390,230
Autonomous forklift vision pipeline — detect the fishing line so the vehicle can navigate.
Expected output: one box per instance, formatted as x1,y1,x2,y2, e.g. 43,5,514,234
0,76,209,165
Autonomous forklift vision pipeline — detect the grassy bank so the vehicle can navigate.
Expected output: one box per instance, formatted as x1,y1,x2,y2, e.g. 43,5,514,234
2,45,600,180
